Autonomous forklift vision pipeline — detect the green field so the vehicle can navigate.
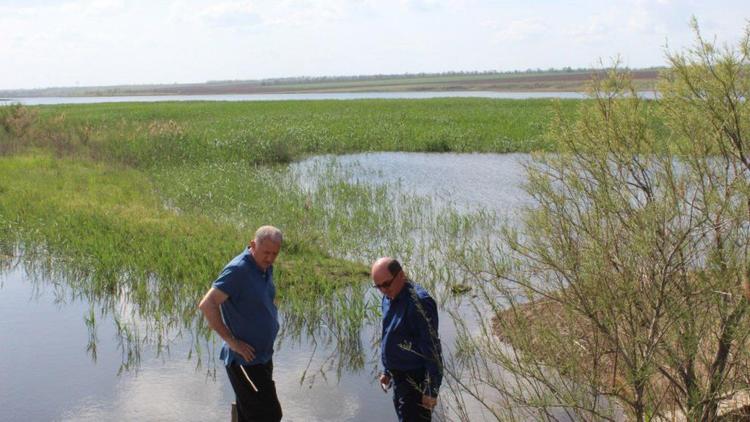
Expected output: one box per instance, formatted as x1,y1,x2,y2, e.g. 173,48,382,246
28,98,578,158
0,98,583,364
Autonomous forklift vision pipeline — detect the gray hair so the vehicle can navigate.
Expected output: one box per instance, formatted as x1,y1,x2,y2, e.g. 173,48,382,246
254,225,283,245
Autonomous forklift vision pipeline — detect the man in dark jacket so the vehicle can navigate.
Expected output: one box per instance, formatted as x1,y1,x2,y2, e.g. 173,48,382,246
372,257,443,422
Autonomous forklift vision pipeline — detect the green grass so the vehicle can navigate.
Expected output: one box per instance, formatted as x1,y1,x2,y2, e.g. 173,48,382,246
0,98,581,369
0,153,367,304
0,151,377,370
25,98,578,162
0,97,590,304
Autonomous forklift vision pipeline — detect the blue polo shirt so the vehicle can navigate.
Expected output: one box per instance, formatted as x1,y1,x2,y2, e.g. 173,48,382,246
381,281,443,396
213,248,279,366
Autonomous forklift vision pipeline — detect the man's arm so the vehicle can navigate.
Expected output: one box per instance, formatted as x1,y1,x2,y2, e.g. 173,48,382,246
198,287,256,362
379,296,393,392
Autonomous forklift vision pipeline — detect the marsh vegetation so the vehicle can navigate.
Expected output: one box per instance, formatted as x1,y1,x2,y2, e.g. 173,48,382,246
0,97,540,392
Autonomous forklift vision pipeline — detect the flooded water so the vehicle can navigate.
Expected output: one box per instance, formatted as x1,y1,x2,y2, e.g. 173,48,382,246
293,152,531,216
1,153,532,421
0,91,587,106
0,264,399,422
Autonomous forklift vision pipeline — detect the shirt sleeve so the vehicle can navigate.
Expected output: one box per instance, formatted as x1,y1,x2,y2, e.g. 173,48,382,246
212,266,241,298
381,296,392,377
414,295,443,397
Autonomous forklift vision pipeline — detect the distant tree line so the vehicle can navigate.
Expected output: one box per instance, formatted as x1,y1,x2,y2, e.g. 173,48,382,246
1,66,664,97
211,66,665,87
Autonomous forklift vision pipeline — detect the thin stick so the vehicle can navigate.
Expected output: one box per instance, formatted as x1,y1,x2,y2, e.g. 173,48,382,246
240,365,259,393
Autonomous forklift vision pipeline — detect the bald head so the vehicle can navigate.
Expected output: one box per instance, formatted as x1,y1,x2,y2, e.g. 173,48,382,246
371,257,400,278
371,257,405,299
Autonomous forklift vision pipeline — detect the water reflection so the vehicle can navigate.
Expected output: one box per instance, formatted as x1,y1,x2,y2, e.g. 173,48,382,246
0,260,224,421
293,152,532,215
290,152,530,298
0,258,399,421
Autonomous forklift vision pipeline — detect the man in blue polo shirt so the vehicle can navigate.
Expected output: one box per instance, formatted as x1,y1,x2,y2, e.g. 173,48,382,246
373,257,443,422
199,225,283,422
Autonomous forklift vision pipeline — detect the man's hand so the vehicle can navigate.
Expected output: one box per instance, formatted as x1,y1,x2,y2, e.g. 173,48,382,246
199,288,257,362
228,337,256,362
379,373,391,393
421,394,437,410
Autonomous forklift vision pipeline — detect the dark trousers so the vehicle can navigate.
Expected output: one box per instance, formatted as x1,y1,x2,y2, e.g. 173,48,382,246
391,368,432,422
226,360,282,422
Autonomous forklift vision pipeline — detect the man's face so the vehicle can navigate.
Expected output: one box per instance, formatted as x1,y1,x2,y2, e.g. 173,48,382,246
250,239,281,271
372,268,402,299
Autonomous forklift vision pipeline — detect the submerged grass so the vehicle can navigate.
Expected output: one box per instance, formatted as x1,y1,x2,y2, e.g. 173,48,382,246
0,153,367,305
0,98,579,371
0,151,370,370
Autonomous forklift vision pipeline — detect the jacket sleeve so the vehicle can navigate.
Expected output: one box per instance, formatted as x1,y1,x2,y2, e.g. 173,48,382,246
380,297,392,377
414,295,443,396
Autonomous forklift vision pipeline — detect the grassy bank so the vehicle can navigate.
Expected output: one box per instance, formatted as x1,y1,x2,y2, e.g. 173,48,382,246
0,153,370,349
0,97,582,276
0,97,579,368
0,97,607,288
9,98,580,159
3,97,565,277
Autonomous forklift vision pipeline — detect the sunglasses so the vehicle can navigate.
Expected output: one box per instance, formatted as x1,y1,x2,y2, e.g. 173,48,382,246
372,273,398,290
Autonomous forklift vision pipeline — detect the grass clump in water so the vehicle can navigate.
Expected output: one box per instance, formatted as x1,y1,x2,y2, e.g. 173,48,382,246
0,98,557,373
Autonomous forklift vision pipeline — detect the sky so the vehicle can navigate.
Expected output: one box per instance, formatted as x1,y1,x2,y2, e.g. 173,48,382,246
1,0,748,90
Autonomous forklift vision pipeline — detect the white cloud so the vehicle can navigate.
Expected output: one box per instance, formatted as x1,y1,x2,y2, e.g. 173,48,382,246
494,18,548,42
84,0,126,15
625,0,671,35
168,0,356,29
402,0,442,12
168,1,261,28
566,17,612,42
60,359,228,421
197,2,262,28
56,0,126,17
